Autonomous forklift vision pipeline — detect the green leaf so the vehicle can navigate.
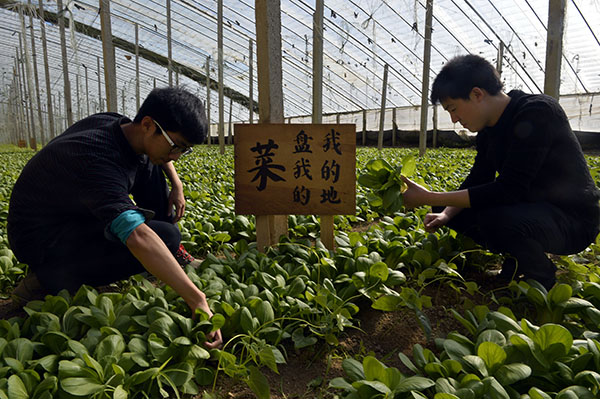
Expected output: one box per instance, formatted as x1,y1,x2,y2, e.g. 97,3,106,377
463,355,488,377
535,324,573,357
292,328,317,349
495,363,532,385
548,284,572,305
369,262,389,282
259,347,278,373
528,387,552,399
328,377,355,391
113,385,128,399
477,342,506,373
395,376,435,392
8,375,28,399
363,356,387,382
401,155,416,177
60,377,104,396
342,358,365,382
371,295,402,311
246,366,270,399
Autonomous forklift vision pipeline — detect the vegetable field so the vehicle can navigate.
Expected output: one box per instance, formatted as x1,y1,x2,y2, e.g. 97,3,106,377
2,146,600,399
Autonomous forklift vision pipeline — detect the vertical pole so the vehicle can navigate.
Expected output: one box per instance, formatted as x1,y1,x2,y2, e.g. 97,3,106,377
362,109,367,146
496,41,504,75
312,0,323,124
38,0,53,144
318,0,335,252
135,23,140,110
249,39,254,124
377,64,388,151
15,55,27,143
97,56,103,112
544,0,566,99
419,0,434,156
227,97,233,144
57,0,73,126
76,74,81,120
432,105,438,148
167,0,173,86
218,0,225,154
18,39,34,148
100,0,118,111
255,0,287,251
205,56,211,145
28,0,44,146
392,107,397,147
19,6,37,149
121,86,126,115
84,64,90,116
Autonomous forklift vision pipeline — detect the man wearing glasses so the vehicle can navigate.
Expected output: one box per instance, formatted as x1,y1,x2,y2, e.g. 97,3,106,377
8,86,222,348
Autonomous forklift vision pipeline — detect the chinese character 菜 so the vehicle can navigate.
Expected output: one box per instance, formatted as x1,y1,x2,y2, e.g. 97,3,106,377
247,139,286,191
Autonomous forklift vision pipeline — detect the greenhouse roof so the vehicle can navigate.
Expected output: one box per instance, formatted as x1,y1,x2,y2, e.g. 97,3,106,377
1,0,599,128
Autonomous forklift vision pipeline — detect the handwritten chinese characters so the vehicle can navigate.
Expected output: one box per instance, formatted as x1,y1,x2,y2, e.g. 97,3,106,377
235,124,356,215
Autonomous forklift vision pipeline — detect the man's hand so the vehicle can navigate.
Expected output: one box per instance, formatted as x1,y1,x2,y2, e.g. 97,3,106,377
423,212,451,233
190,296,224,349
400,176,431,209
168,184,186,222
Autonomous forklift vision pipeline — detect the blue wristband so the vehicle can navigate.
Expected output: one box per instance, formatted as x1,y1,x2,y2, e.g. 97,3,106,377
110,210,146,244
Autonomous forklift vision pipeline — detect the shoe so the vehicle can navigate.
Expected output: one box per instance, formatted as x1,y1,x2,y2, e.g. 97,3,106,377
174,244,201,268
11,272,47,306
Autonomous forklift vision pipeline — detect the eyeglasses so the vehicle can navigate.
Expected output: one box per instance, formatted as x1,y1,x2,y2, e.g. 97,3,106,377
154,120,193,156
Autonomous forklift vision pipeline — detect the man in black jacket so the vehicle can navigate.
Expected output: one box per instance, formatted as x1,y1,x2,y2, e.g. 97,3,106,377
402,54,600,289
8,86,221,347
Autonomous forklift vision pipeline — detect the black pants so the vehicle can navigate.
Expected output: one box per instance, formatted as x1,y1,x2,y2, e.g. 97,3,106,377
436,202,598,284
34,162,180,294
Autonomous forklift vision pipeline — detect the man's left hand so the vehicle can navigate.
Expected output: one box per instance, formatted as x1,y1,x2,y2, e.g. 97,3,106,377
168,185,186,222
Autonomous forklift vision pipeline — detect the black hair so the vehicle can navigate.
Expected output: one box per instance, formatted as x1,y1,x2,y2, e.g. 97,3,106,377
133,86,207,144
430,54,503,104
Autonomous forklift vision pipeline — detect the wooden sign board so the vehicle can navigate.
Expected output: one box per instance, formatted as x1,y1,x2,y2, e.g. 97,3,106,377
235,124,356,216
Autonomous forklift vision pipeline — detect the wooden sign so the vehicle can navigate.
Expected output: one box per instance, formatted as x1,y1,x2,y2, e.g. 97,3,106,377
235,124,356,215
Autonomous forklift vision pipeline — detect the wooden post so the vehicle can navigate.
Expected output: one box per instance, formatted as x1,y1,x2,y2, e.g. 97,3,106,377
205,56,211,145
432,104,438,148
362,109,367,146
27,0,44,146
76,74,81,120
249,39,254,124
218,0,225,154
97,56,102,112
544,0,566,99
17,40,34,149
378,64,388,151
228,97,233,144
419,0,434,156
121,86,126,115
392,107,397,147
135,23,140,110
84,64,90,116
100,0,118,112
57,0,73,126
255,0,287,251
167,0,173,86
311,0,333,250
38,0,53,144
19,5,37,149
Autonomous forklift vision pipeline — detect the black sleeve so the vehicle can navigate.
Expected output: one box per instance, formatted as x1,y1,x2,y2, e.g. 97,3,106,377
77,154,139,228
468,104,557,208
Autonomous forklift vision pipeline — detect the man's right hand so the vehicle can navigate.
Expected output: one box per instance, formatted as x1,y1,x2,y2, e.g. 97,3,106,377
423,212,451,233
